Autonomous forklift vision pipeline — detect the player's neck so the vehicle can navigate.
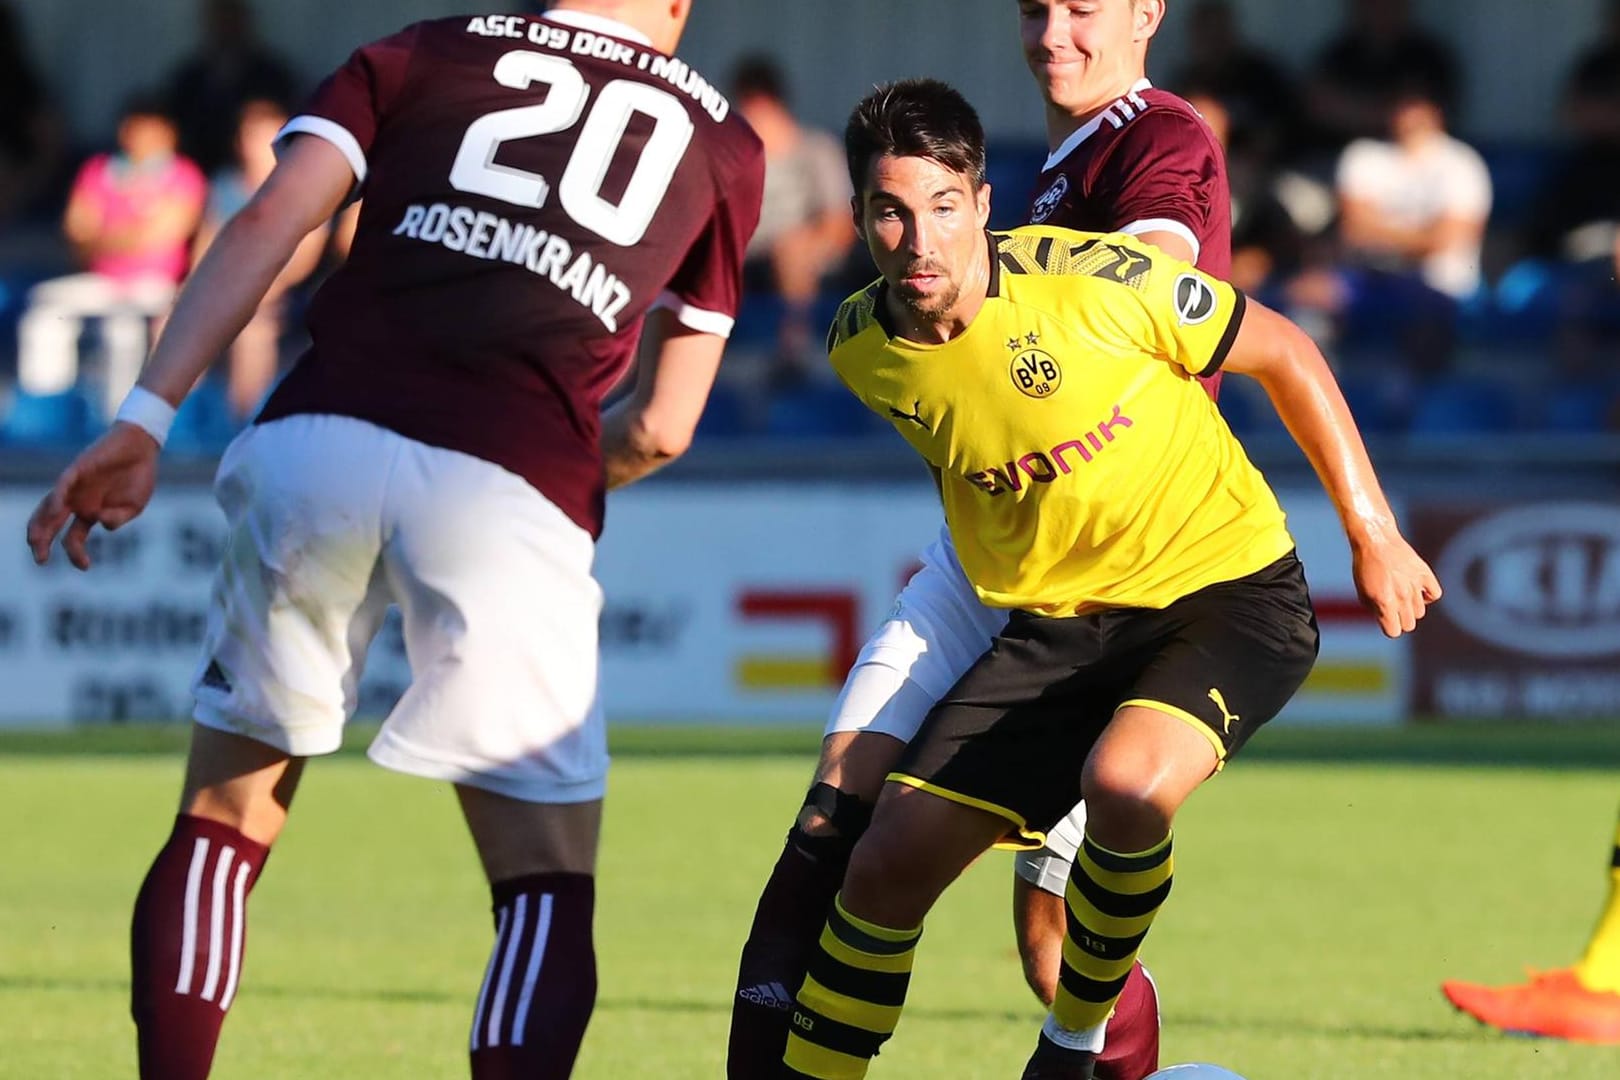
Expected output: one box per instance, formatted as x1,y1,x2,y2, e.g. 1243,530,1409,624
1044,73,1147,151
547,1,680,54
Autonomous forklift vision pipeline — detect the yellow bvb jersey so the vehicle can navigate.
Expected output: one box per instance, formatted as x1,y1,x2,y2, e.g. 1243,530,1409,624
827,226,1296,616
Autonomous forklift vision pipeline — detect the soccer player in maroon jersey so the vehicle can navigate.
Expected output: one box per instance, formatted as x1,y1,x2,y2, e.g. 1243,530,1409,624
25,3,763,1078
727,3,1224,1077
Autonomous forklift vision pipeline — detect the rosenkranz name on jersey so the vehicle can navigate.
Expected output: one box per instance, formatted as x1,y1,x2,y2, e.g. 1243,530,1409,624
393,204,633,331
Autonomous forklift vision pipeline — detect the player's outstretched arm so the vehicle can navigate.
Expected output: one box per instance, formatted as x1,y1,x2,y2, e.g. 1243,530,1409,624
601,308,727,490
25,135,354,571
1222,300,1442,638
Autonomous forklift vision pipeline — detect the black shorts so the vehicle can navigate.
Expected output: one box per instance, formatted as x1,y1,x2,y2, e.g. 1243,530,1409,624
889,552,1320,847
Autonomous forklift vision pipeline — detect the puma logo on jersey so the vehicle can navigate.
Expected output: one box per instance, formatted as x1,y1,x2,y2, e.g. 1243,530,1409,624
1074,240,1154,285
889,400,931,430
1208,688,1239,734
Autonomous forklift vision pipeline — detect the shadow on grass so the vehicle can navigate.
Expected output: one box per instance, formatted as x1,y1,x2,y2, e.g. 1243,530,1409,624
0,974,1497,1045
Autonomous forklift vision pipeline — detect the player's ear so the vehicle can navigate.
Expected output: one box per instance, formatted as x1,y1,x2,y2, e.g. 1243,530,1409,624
850,194,865,242
974,182,992,230
1133,0,1167,41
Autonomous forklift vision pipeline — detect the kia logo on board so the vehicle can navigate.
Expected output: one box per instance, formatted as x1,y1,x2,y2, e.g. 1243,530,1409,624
1436,503,1620,658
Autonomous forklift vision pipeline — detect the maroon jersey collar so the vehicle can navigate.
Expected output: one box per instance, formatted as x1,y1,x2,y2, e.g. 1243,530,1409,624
541,8,652,47
1044,78,1154,172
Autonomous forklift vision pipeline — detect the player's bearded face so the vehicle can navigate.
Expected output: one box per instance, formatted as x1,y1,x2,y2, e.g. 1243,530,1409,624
858,155,992,324
1018,0,1151,113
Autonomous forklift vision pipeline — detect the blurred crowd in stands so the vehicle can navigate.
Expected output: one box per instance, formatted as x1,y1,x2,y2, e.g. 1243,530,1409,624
1,0,1618,453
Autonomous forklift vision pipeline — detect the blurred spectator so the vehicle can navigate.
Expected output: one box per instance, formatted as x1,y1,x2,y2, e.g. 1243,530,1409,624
17,95,206,413
1181,88,1307,298
1305,0,1460,157
1171,1,1298,160
193,99,328,420
1285,86,1490,372
0,2,65,224
731,54,855,380
1529,0,1620,263
165,0,297,174
1337,87,1491,301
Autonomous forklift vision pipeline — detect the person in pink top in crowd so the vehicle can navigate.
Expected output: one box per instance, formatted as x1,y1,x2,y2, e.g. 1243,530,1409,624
18,93,206,417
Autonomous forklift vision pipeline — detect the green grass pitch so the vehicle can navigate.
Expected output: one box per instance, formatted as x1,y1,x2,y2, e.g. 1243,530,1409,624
4,723,1620,1078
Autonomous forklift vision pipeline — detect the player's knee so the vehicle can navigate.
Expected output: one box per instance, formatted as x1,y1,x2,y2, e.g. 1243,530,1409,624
1080,750,1180,835
788,782,873,863
841,825,903,905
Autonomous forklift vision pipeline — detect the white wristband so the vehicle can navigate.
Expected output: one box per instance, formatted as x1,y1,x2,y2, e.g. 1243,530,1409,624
114,386,177,447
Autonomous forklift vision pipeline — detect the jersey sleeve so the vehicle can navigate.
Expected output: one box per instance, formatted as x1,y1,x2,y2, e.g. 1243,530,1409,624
1093,110,1221,262
275,25,419,189
1137,255,1248,378
650,140,766,337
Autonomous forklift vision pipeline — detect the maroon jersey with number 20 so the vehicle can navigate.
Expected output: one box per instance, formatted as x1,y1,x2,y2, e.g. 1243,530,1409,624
1023,79,1231,397
259,11,765,536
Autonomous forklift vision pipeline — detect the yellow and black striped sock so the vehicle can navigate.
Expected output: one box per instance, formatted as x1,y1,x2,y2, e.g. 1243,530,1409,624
1575,807,1620,994
1051,832,1173,1035
783,894,921,1079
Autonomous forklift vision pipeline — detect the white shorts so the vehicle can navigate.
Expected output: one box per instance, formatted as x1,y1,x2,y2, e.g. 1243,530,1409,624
191,415,607,804
823,525,1088,893
825,526,1005,743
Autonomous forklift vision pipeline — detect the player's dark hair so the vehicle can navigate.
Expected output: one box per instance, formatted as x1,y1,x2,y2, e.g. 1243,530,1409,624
844,79,987,195
118,90,174,123
732,54,787,103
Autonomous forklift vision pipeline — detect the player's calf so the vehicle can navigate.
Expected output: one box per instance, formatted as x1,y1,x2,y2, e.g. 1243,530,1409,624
469,873,596,1080
458,790,601,1080
727,779,875,1079
1014,870,1162,1080
131,815,270,1080
131,725,300,1079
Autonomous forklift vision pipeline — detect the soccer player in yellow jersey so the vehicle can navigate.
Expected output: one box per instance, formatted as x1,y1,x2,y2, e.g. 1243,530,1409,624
732,8,1219,1073
781,79,1441,1080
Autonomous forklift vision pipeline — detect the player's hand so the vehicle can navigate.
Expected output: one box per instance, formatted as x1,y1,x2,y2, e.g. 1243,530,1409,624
1350,532,1442,638
26,423,161,570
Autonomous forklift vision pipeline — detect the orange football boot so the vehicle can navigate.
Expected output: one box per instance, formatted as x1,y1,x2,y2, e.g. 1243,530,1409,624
1442,968,1620,1043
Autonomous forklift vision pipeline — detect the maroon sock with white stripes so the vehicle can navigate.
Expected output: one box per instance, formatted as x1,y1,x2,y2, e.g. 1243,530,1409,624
130,814,270,1080
469,872,596,1080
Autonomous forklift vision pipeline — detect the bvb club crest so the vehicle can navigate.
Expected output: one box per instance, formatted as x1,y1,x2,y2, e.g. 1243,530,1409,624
1008,332,1062,399
1029,174,1069,224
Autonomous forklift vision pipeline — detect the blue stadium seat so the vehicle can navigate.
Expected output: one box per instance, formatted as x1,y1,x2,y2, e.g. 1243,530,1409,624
1477,140,1557,230
1408,375,1519,435
1485,259,1567,343
1541,381,1617,433
1335,370,1410,435
730,293,788,351
765,382,880,439
985,141,1051,230
694,381,750,439
1,389,91,447
165,380,240,455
